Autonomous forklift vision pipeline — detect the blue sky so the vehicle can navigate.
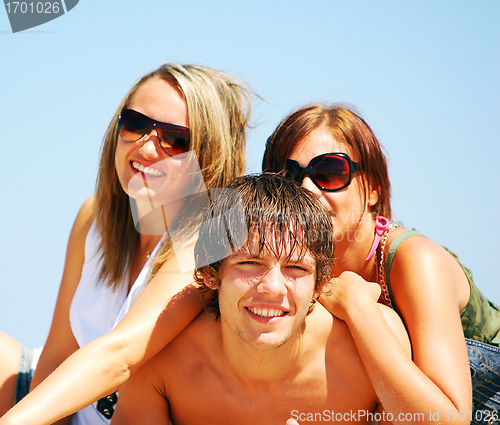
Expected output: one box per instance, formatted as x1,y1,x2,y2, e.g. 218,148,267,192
1,1,499,349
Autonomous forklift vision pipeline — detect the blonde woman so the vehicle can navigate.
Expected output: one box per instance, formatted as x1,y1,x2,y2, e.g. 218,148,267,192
0,63,252,425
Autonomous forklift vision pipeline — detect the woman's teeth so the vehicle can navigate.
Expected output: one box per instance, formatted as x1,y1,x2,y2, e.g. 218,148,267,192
132,161,166,177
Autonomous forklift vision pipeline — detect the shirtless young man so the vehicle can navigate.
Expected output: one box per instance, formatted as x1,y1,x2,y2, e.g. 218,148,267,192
112,174,411,425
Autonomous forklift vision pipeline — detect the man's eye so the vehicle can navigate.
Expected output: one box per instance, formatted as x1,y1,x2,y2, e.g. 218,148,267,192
239,261,259,266
287,265,307,272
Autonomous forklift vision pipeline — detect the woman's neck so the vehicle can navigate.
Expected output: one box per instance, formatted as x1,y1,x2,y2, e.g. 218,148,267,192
132,197,186,236
332,217,377,281
138,233,163,254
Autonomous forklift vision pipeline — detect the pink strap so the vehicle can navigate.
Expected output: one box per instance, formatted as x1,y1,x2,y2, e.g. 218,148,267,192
365,216,390,261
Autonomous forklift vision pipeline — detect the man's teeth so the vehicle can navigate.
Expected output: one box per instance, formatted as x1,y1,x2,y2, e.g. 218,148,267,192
247,307,286,318
132,161,166,177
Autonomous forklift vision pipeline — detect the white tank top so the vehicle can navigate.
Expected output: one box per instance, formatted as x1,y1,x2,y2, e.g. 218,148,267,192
69,222,163,425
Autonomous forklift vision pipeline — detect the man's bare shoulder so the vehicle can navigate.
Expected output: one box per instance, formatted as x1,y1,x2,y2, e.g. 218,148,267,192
306,303,377,399
147,310,220,377
305,302,355,348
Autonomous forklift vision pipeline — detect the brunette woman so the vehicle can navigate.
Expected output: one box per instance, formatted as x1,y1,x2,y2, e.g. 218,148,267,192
263,103,500,425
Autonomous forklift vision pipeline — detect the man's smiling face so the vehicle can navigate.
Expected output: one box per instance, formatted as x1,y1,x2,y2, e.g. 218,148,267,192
217,230,317,351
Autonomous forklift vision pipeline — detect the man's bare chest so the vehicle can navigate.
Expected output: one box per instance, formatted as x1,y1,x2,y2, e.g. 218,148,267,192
166,371,377,425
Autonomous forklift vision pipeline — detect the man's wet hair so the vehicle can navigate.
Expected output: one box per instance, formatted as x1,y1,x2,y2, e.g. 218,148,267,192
194,173,335,317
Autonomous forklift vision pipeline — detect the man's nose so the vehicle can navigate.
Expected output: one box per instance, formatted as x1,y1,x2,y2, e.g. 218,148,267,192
256,265,287,296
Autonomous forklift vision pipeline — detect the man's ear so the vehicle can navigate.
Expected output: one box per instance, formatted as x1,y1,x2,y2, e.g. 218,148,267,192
312,289,321,303
203,273,218,289
306,289,321,314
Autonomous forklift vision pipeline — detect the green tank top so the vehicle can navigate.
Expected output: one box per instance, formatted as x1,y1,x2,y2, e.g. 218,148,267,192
384,229,500,346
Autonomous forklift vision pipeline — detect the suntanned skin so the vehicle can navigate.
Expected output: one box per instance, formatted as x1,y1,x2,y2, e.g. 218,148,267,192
113,247,410,425
0,78,203,425
291,127,473,421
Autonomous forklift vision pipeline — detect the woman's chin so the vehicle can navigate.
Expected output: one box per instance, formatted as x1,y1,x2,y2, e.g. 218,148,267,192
127,183,170,207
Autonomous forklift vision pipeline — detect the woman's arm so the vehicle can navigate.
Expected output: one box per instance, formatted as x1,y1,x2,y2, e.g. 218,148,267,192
21,196,95,425
388,235,472,416
111,357,171,425
1,219,204,425
322,259,472,425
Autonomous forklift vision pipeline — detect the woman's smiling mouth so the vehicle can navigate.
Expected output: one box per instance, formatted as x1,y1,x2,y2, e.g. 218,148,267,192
131,161,166,177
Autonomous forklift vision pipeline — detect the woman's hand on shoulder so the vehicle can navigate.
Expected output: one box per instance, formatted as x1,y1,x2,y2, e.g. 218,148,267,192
319,271,381,322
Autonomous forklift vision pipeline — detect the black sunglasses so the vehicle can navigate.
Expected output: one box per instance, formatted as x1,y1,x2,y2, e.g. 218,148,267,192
286,153,361,192
117,109,190,157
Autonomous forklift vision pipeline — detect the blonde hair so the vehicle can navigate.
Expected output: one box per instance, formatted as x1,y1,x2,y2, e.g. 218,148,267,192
95,63,253,289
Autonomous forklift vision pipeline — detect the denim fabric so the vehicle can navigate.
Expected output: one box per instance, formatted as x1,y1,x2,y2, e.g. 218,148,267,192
467,339,500,425
14,345,34,404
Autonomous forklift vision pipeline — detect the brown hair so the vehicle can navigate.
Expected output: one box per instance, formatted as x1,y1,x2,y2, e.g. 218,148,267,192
194,173,335,318
95,64,253,289
262,103,392,219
